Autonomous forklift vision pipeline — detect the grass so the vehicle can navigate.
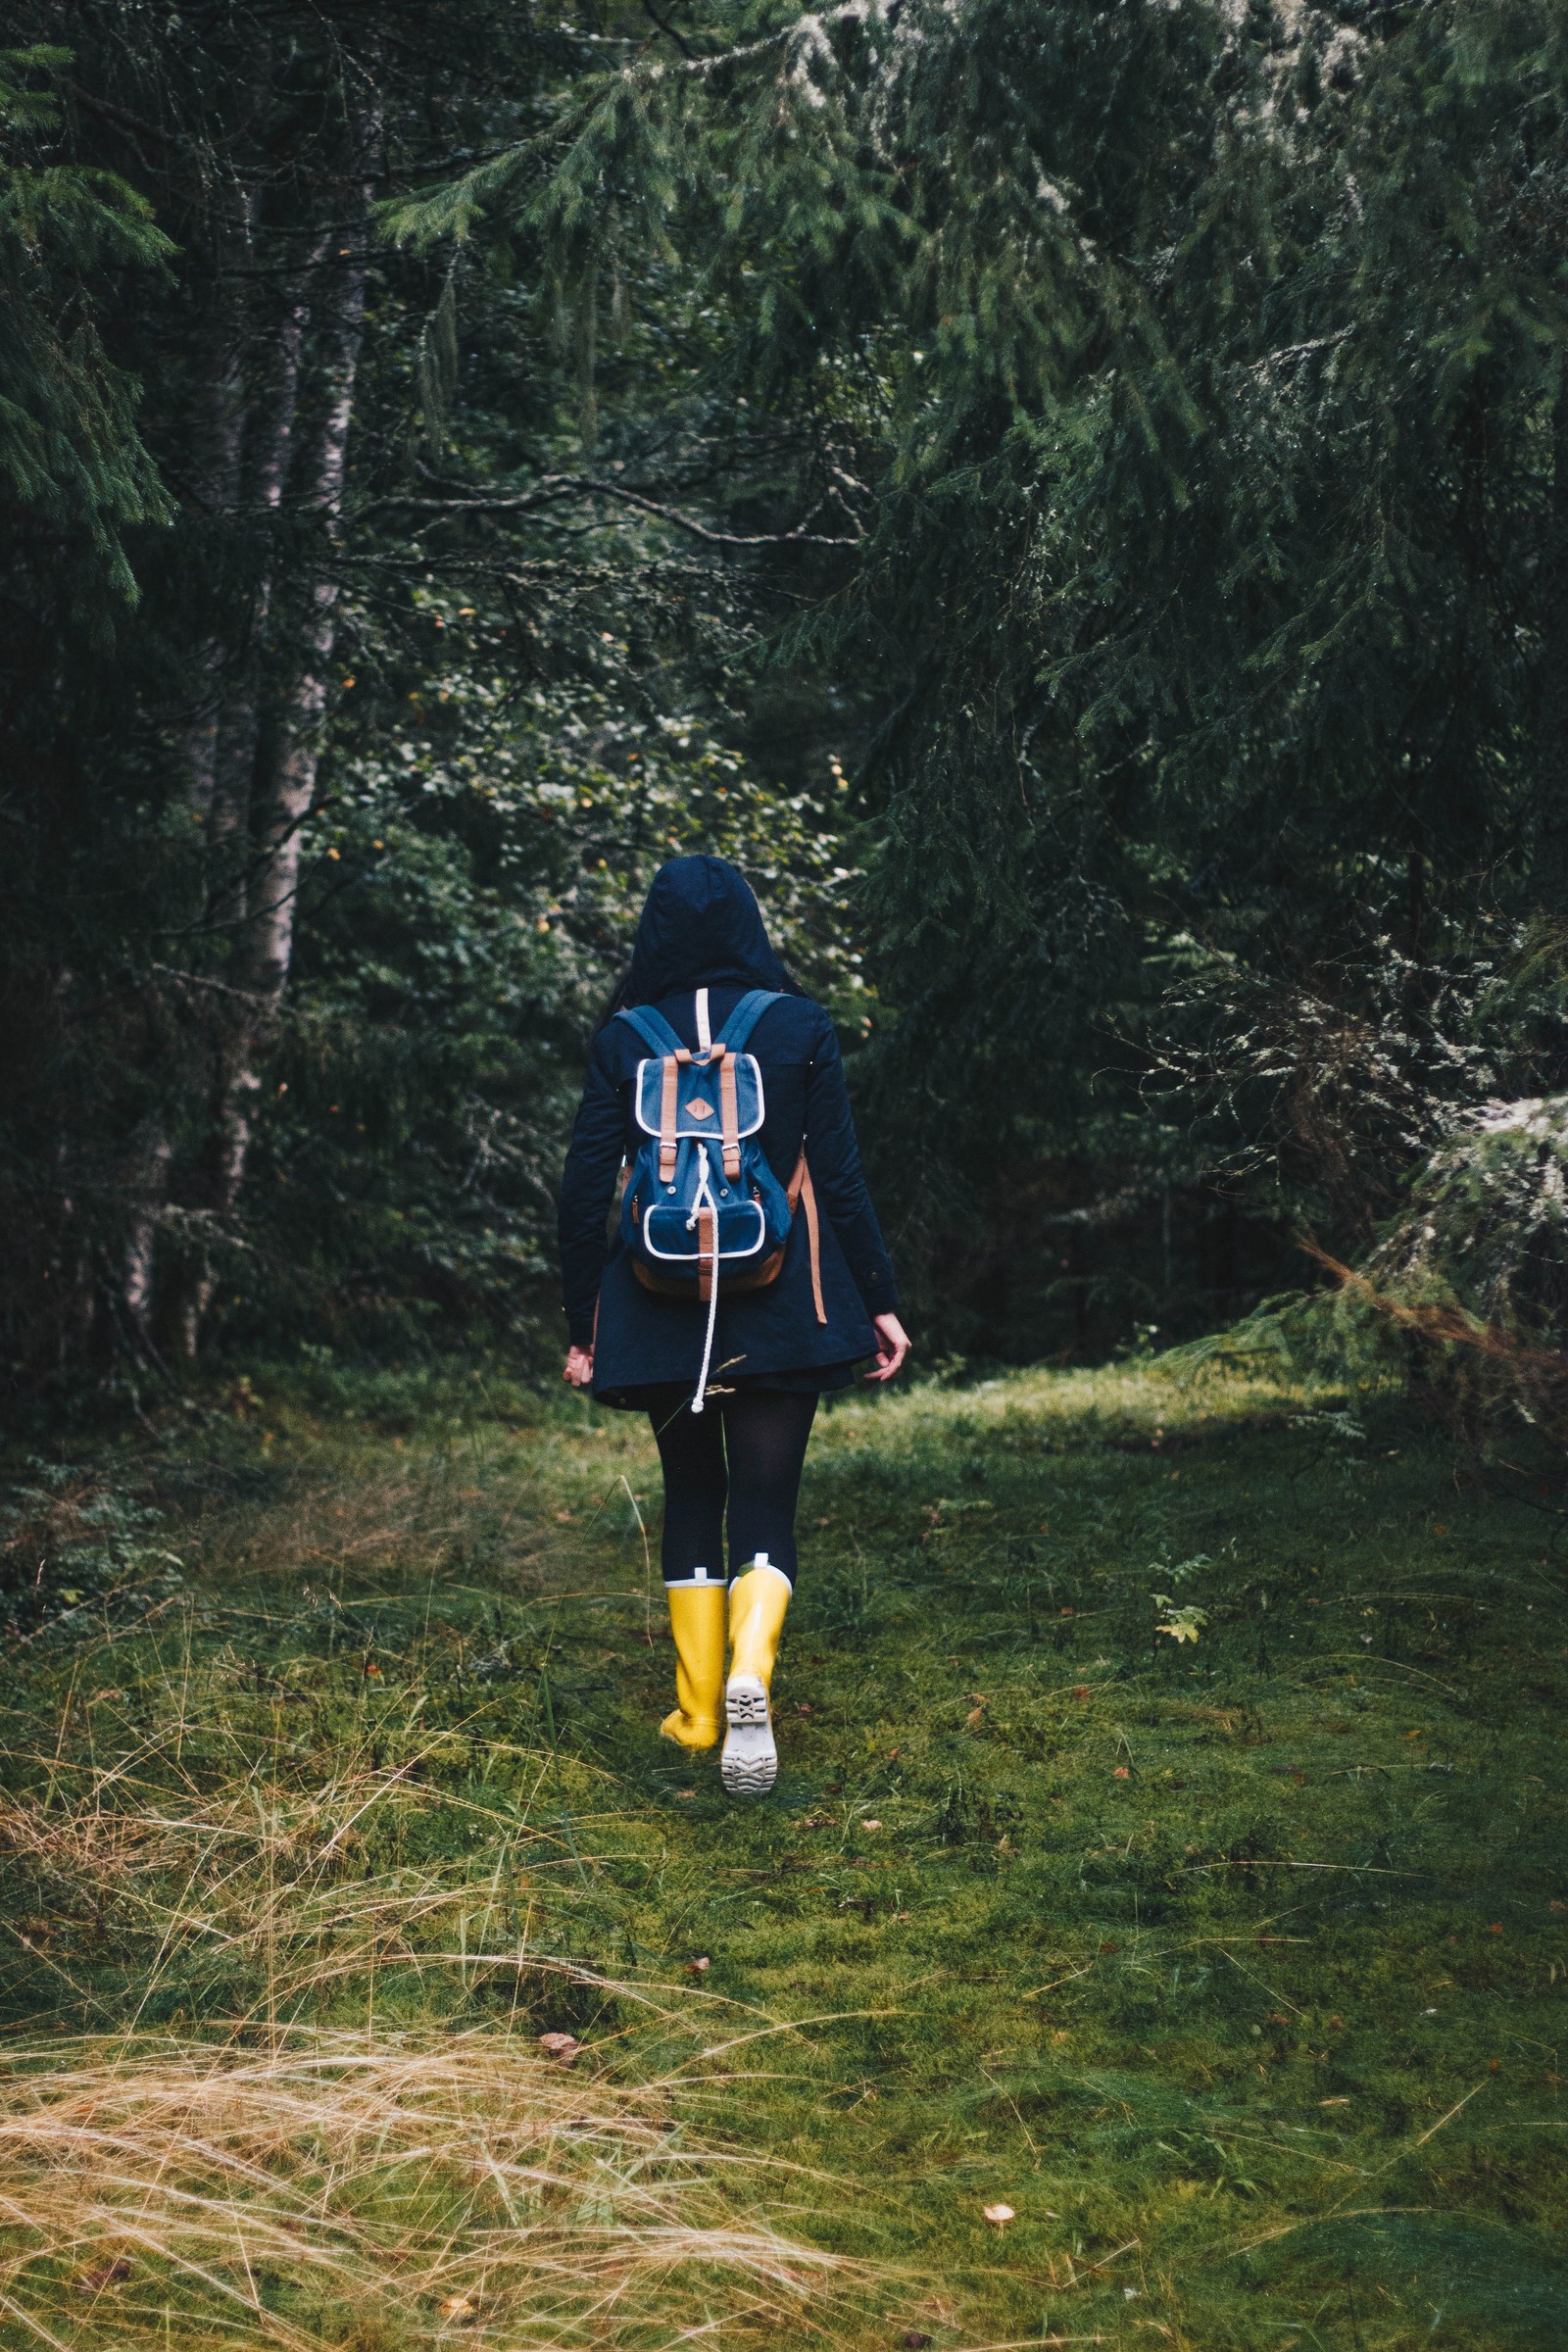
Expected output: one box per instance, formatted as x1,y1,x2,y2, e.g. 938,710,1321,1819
0,1356,1565,2350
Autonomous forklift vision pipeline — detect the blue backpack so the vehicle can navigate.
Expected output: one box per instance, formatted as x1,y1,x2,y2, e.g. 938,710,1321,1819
615,987,823,1407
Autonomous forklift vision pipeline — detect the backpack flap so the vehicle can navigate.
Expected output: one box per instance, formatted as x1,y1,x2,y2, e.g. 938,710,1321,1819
631,1052,764,1143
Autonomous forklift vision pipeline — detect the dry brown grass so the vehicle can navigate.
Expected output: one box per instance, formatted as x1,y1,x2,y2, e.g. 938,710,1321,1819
0,1572,880,2351
0,2027,858,2351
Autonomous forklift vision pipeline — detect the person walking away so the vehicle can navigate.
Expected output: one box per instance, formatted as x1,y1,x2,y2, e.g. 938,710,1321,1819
558,857,909,1795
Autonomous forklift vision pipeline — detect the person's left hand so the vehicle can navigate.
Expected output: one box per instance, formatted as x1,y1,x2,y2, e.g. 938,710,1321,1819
864,1312,911,1383
564,1345,594,1389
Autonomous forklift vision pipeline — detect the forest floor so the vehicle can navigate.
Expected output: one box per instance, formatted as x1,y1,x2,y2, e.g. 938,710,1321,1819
0,1358,1563,2352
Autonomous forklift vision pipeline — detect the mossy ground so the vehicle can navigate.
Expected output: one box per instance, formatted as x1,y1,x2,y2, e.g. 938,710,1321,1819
2,1359,1565,2349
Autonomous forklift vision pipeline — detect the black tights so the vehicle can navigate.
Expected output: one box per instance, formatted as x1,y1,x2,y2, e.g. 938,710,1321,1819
648,1386,818,1585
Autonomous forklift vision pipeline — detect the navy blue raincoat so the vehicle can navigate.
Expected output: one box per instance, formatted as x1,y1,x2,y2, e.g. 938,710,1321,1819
557,858,899,1406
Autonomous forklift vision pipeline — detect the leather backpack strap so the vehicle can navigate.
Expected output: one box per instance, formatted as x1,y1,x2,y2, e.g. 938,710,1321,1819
717,1045,742,1179
696,1201,717,1302
787,1150,827,1325
659,1055,679,1184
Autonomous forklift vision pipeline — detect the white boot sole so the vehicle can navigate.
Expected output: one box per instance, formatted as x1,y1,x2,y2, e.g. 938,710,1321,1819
721,1674,777,1796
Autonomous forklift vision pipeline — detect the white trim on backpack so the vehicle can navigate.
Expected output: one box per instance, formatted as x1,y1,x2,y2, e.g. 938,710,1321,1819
631,1056,766,1140
640,1196,768,1263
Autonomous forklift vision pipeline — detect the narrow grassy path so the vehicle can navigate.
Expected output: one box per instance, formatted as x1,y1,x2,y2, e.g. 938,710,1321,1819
2,1362,1565,2350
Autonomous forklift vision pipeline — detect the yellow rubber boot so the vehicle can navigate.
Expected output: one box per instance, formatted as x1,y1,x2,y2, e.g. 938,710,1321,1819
722,1556,792,1796
660,1573,727,1750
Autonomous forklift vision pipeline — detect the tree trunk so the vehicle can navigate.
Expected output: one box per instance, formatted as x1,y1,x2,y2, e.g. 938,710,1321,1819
1536,361,1568,913
123,203,255,1338
174,184,374,1357
207,246,318,900
175,193,256,818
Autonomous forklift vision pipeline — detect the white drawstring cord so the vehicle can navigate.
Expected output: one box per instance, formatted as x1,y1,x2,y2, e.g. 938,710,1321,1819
689,1155,721,1413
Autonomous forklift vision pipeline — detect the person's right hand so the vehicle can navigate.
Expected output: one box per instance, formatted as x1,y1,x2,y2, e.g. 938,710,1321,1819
864,1312,911,1383
564,1346,594,1389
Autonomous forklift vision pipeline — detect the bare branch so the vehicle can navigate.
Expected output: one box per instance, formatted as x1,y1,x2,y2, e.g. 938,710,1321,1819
373,472,858,549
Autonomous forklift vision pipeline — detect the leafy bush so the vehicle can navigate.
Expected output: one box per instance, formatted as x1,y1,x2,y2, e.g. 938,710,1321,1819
0,1462,183,1640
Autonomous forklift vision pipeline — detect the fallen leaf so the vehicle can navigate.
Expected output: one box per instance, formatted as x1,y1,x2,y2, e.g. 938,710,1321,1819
554,1509,574,1523
440,2294,476,2322
1099,1940,1117,1955
687,1955,710,1974
537,2032,582,2063
901,2333,933,2349
1072,1685,1091,1699
1490,1923,1503,1936
862,1819,882,1833
674,1788,696,1799
74,2260,131,2293
363,1660,382,1679
1319,2096,1349,2107
983,2202,1015,2228
965,1705,987,1730
1113,1766,1130,1781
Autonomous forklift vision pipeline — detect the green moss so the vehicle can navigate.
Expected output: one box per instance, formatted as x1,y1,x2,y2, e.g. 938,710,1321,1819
1,1359,1564,2348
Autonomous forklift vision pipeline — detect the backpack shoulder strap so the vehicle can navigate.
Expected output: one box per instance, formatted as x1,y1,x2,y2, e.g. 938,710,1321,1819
616,1004,684,1057
715,988,782,1054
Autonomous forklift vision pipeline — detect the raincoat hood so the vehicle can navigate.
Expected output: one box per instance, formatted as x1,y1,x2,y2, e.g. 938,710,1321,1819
624,856,795,1003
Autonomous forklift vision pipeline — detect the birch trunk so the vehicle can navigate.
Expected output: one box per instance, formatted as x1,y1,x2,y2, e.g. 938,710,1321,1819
122,203,254,1337
175,194,255,818
1537,363,1568,915
174,189,373,1356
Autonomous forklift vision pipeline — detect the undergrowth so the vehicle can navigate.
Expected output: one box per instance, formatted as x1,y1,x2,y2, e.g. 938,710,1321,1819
0,1357,1564,2349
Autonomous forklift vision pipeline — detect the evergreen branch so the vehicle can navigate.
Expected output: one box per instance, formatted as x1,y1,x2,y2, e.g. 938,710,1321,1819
662,0,892,82
373,473,858,549
639,1,698,64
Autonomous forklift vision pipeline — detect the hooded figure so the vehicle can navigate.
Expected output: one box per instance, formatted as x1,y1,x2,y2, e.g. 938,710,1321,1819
557,854,907,1795
620,855,796,1004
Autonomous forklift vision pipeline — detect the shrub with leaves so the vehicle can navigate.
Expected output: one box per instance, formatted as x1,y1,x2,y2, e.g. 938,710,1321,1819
0,1462,181,1640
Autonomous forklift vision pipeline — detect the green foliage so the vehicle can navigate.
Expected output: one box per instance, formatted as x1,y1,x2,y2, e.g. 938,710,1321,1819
423,0,1568,1348
0,1457,181,1638
12,0,1568,1399
236,591,861,1358
0,43,170,599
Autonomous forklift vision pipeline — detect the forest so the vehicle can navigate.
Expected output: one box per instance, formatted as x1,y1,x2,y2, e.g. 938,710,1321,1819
1,8,1567,2351
6,0,1568,1411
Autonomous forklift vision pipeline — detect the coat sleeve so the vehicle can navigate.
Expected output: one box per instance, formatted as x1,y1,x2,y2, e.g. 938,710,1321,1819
558,1032,629,1348
804,1014,900,1317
